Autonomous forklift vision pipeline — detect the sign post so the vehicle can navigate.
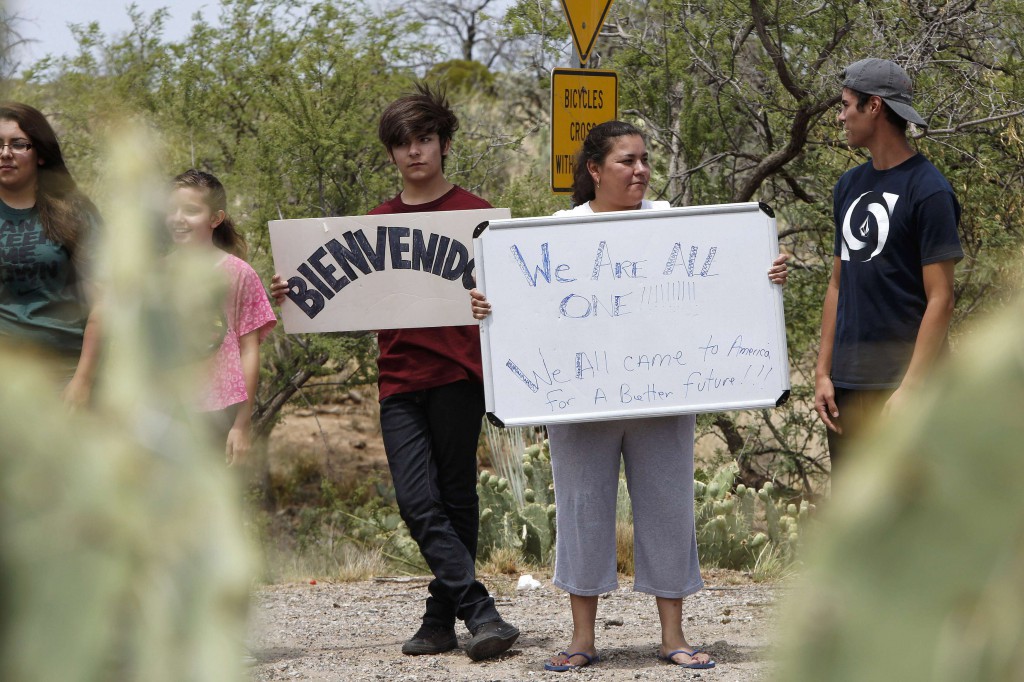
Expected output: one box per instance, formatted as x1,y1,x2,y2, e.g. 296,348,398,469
550,68,617,194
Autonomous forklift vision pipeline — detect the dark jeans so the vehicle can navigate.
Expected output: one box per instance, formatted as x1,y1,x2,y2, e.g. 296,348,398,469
379,380,499,632
826,386,895,470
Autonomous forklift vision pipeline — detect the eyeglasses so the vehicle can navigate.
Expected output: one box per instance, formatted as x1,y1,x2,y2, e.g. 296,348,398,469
0,141,33,154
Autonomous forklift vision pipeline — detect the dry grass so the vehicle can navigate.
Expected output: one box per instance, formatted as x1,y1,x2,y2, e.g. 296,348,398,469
479,546,524,576
616,518,635,575
259,542,389,583
751,543,798,583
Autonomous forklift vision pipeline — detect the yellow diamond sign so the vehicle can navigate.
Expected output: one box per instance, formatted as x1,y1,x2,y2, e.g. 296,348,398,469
559,0,615,64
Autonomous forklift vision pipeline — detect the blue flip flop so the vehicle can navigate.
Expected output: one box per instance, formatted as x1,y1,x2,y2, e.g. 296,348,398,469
660,648,716,669
544,651,599,672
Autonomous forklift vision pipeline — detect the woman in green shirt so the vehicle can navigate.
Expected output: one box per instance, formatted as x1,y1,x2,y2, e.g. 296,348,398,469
0,102,101,406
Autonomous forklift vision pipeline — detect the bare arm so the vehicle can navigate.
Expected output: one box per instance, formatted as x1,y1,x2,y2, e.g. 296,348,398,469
814,257,841,433
63,307,101,409
883,259,956,413
225,330,260,466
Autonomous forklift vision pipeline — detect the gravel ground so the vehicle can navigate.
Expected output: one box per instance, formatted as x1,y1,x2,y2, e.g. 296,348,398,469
248,569,779,681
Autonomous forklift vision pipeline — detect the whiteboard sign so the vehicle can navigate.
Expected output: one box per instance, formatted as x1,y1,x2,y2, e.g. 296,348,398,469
474,203,789,426
269,208,510,332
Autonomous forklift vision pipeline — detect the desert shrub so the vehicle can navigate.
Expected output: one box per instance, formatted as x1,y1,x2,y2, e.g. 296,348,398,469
253,430,814,580
250,474,426,582
475,438,813,574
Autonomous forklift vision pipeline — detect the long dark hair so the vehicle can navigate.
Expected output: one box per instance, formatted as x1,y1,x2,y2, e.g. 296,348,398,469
0,102,99,259
571,120,645,207
171,169,247,259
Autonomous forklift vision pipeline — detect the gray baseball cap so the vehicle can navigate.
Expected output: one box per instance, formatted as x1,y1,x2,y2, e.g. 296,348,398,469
841,58,927,127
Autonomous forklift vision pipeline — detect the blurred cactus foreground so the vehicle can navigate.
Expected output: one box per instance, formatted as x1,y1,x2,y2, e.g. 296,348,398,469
0,123,252,681
776,293,1024,682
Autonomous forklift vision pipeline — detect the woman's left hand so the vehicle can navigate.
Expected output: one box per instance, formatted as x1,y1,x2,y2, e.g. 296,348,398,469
768,253,789,285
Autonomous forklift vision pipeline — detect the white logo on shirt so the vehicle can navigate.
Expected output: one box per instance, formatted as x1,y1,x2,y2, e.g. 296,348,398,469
841,191,900,262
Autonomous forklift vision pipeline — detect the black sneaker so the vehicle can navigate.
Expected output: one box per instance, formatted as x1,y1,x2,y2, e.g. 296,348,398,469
401,623,458,655
465,619,520,661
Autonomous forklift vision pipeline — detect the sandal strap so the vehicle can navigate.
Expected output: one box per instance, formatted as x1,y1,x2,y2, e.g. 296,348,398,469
665,648,702,659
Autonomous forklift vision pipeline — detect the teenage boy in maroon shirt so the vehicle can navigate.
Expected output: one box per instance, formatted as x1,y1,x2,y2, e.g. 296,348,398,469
272,84,519,661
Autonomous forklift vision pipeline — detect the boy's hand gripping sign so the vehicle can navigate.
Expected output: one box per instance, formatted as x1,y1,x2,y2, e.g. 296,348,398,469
269,208,510,333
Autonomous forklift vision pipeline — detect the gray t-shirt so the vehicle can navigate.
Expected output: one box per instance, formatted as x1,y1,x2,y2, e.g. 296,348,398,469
0,201,90,358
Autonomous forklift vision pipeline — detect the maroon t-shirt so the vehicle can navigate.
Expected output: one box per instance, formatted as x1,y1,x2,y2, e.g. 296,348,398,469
370,185,487,400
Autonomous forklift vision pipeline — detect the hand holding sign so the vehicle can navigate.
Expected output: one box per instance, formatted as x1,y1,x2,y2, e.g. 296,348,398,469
269,208,510,333
473,203,790,426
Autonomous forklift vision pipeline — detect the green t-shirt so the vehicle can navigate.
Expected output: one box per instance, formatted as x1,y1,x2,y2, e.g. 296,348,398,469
0,201,89,358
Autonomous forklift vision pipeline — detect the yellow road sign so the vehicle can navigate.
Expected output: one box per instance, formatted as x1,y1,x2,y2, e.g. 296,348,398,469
559,0,615,64
550,67,618,194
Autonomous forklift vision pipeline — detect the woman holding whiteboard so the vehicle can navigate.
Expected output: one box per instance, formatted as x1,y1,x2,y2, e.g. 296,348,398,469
471,120,787,671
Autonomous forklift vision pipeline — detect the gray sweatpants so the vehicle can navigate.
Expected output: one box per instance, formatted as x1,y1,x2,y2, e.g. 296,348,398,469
547,414,703,598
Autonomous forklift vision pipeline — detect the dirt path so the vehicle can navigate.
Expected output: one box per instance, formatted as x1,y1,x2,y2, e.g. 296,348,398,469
248,569,779,681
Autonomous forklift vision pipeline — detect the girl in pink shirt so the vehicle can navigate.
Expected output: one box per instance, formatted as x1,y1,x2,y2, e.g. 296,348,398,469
166,170,276,465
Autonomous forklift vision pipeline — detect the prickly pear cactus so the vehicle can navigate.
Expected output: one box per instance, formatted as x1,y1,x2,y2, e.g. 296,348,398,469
480,436,809,570
347,507,426,572
477,439,557,563
695,462,809,570
520,440,555,505
518,503,555,563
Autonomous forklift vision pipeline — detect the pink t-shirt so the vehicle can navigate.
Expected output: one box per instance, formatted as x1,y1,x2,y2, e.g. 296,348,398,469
202,253,277,411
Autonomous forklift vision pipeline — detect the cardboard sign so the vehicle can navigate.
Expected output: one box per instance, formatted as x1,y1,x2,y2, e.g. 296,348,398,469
474,203,789,426
270,208,510,333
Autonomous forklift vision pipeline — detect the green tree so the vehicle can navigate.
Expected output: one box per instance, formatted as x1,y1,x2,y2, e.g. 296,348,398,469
3,0,540,451
5,0,1024,494
594,0,1024,490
